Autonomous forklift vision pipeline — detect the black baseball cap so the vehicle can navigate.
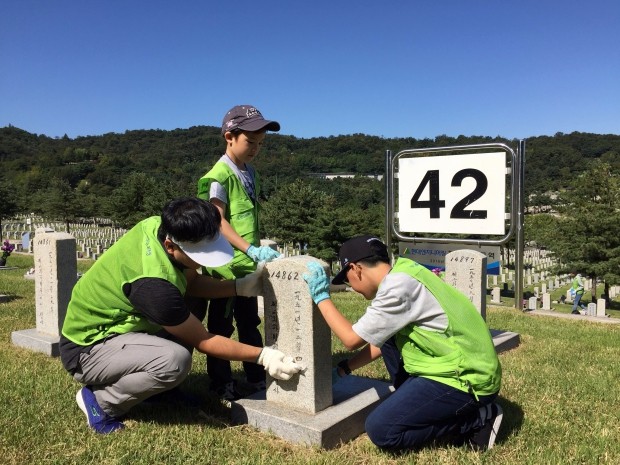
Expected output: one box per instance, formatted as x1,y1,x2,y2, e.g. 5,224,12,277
332,235,389,285
221,105,280,135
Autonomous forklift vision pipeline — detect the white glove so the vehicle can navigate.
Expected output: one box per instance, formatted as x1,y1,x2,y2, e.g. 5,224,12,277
235,263,265,297
257,347,303,381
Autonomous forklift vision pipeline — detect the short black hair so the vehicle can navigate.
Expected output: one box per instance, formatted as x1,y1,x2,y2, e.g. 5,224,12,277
158,197,221,243
357,255,391,267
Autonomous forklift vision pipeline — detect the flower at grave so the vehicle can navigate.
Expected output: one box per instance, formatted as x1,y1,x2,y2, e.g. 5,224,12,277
1,239,15,259
431,268,442,276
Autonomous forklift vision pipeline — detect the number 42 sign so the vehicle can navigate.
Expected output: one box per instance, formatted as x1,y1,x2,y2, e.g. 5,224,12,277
398,152,507,235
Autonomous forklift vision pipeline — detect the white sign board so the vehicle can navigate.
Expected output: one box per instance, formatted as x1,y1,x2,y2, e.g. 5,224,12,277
398,152,506,234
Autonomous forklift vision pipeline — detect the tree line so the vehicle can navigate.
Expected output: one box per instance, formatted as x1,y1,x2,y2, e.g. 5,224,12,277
1,126,619,280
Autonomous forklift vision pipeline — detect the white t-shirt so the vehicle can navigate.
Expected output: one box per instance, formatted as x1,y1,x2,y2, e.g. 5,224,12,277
209,155,256,204
352,271,449,348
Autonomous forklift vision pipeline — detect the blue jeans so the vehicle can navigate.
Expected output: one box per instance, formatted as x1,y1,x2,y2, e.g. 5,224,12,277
572,292,586,312
367,338,496,450
206,296,265,386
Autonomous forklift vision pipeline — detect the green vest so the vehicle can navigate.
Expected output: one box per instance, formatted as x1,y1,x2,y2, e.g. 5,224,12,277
393,258,502,397
572,276,585,295
197,160,260,279
61,216,187,346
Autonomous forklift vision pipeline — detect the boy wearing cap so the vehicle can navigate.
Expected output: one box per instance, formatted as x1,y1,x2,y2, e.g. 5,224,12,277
303,235,503,451
197,105,281,401
60,197,301,434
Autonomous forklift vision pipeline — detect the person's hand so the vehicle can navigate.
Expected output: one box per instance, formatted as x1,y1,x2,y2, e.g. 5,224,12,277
257,347,303,380
303,261,330,304
246,245,281,263
235,263,265,297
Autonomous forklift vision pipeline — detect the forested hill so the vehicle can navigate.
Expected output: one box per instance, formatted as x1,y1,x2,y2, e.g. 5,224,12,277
1,125,619,212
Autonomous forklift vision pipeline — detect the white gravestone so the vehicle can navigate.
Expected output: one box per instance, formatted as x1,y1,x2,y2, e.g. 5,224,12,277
231,255,394,448
445,250,487,320
262,256,332,414
12,230,77,356
596,299,606,317
491,287,501,303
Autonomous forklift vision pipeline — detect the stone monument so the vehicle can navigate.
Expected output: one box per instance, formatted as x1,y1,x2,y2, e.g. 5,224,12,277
445,249,520,354
445,249,487,319
12,229,77,356
231,255,393,448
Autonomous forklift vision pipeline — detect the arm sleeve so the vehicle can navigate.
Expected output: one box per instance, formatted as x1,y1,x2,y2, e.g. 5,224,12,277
209,181,228,204
352,273,448,347
125,278,190,326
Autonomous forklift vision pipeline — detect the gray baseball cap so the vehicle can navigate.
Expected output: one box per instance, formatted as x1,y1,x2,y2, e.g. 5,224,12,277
221,105,280,135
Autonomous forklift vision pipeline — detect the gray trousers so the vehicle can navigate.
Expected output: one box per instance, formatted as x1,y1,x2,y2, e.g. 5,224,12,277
73,332,192,418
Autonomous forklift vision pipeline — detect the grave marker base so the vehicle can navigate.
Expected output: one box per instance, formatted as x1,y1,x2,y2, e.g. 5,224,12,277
491,329,520,353
11,328,60,356
231,375,393,449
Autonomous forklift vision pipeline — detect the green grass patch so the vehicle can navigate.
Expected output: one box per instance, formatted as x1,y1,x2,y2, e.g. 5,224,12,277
1,255,619,464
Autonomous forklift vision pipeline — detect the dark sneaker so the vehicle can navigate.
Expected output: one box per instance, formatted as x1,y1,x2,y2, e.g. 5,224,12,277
469,403,503,451
212,381,241,402
76,386,124,434
144,387,202,408
247,380,266,393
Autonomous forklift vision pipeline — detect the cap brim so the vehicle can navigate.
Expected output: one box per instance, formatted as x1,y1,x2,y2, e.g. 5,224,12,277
332,267,348,285
176,232,233,268
238,120,280,132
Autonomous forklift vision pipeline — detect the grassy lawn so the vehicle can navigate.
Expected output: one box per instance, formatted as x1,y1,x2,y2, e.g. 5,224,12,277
1,253,619,464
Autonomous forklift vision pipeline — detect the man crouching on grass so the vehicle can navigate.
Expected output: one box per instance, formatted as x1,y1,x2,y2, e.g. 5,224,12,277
303,235,503,451
60,197,301,434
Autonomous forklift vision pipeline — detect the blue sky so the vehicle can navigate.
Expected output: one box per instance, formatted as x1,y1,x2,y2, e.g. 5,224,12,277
2,1,619,140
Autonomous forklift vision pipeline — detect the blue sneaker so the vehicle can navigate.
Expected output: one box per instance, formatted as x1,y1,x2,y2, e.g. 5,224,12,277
76,386,124,434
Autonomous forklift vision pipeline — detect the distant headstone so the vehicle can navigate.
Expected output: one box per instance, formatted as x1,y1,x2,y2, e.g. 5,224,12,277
528,296,538,311
596,299,606,317
542,293,551,310
21,231,30,251
491,287,501,303
11,230,77,356
445,249,487,320
587,303,597,316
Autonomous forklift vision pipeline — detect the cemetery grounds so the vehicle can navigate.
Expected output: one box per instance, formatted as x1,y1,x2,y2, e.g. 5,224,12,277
1,251,619,464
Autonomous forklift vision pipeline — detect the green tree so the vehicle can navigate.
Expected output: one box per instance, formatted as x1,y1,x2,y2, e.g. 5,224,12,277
0,175,20,239
34,178,80,232
261,179,327,247
527,161,620,302
106,173,177,228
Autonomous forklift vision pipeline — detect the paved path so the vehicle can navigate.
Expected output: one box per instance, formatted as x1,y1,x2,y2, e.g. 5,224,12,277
526,309,620,325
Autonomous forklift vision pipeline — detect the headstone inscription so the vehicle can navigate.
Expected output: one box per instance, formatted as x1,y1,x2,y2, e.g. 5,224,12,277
445,249,487,320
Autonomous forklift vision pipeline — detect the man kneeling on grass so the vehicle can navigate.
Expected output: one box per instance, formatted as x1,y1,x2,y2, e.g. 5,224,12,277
303,235,503,451
59,197,302,434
